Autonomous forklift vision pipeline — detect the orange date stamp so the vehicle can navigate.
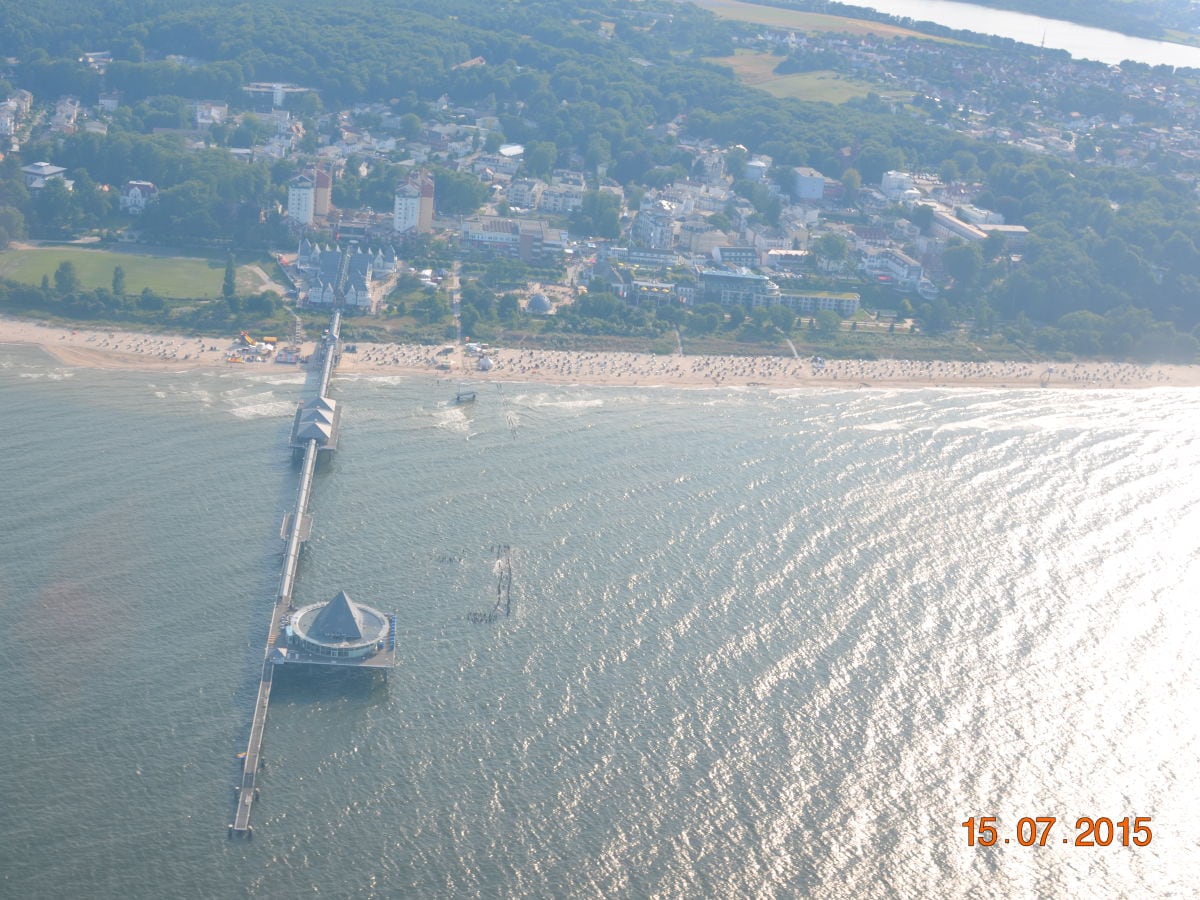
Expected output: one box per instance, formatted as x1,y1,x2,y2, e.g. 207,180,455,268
962,816,1152,847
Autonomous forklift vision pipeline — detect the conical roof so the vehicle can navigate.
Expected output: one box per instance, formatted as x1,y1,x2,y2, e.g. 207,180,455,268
310,590,365,640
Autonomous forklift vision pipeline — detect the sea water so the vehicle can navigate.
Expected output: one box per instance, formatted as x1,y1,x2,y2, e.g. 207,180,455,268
1,343,1197,898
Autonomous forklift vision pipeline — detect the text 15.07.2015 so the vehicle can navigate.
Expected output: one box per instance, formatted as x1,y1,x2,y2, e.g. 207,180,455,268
961,816,1152,847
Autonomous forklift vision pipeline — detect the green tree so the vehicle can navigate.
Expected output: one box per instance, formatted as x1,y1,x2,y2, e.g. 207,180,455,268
399,113,422,141
73,169,111,224
909,204,934,234
586,135,612,172
854,142,904,184
54,260,80,294
840,168,862,203
814,309,841,334
1057,309,1104,353
229,114,272,149
497,293,520,321
112,265,126,296
982,231,1007,262
33,178,80,238
569,191,620,239
415,292,450,323
768,304,797,333
973,298,997,337
687,306,719,334
459,303,479,337
524,142,557,179
657,303,683,326
433,169,489,216
943,243,984,291
142,181,223,241
725,146,748,180
0,205,24,248
707,211,732,233
223,254,236,300
813,233,850,272
920,297,955,334
245,292,277,316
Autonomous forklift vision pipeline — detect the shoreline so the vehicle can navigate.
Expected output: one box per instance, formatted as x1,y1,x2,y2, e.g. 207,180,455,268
3,314,1198,390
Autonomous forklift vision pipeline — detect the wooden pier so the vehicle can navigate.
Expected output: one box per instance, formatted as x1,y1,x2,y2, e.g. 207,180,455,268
231,309,368,838
231,647,275,833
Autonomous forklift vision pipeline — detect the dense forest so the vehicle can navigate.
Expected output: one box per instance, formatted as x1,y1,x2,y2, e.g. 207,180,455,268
1,0,1199,359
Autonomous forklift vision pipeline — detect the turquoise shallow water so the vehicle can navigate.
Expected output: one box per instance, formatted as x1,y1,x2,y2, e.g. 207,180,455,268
1,344,1198,898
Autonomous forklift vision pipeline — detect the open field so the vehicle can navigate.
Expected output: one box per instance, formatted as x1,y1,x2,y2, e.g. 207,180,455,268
704,50,909,103
0,244,269,298
687,0,952,40
1163,28,1200,49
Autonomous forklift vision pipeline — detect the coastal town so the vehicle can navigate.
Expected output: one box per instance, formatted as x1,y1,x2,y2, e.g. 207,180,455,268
3,0,1200,362
6,2,1200,895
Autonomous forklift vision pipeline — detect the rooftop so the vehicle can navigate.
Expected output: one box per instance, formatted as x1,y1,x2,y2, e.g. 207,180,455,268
282,590,397,669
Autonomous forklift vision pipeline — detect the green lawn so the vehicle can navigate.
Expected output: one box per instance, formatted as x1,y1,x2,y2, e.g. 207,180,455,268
0,245,261,298
758,69,897,104
688,0,950,41
704,50,910,104
1162,28,1200,49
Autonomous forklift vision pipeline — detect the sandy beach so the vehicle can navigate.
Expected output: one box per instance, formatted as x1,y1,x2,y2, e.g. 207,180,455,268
3,314,1198,390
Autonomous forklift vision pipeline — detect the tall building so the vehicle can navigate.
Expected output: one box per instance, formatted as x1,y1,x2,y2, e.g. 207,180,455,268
314,167,332,217
287,173,315,226
393,171,434,234
459,216,566,263
699,268,781,307
792,166,827,202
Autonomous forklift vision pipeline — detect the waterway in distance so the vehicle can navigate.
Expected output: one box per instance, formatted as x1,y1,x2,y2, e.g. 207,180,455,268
844,0,1200,68
1,343,1197,897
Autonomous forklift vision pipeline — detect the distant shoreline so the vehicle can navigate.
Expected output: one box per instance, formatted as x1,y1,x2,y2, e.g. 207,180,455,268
3,314,1198,390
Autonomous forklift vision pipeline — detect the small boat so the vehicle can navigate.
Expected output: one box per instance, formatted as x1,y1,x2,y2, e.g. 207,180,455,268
455,390,477,404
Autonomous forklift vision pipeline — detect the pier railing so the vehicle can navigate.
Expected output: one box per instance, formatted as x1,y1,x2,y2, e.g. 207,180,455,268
230,308,342,838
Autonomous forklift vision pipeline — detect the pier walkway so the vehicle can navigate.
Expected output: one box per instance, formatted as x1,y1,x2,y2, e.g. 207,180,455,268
230,310,342,837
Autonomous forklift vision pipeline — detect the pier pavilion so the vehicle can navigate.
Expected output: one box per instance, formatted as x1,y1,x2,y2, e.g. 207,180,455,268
275,590,397,669
289,395,341,454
